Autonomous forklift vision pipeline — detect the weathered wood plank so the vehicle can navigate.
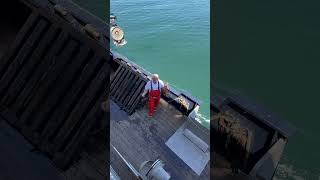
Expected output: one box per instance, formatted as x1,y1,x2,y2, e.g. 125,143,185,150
110,68,129,97
0,19,48,99
110,66,125,90
19,40,80,143
52,63,109,153
110,64,123,85
1,25,59,107
29,46,91,134
18,40,78,128
112,69,134,103
118,73,140,105
127,80,146,114
39,54,102,150
122,76,143,108
12,32,69,118
0,0,110,174
0,12,39,79
54,84,108,169
123,78,144,111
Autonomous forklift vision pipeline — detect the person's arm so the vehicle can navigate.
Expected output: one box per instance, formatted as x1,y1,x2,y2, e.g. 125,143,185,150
142,89,148,97
142,82,149,97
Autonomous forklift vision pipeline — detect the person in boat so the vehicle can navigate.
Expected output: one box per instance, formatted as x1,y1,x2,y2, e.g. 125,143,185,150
141,74,167,118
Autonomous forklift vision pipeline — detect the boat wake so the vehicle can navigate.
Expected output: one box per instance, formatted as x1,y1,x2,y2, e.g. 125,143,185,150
195,111,210,129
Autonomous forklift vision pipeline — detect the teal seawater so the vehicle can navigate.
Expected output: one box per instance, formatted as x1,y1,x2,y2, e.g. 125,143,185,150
110,0,210,127
73,0,210,128
216,0,320,179
73,0,320,179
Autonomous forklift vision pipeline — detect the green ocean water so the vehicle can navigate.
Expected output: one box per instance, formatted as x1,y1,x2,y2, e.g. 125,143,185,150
73,0,210,128
216,0,320,179
109,0,210,128
74,0,320,179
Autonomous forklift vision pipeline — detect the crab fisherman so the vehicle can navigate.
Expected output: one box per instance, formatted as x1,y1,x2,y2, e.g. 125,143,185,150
141,74,166,118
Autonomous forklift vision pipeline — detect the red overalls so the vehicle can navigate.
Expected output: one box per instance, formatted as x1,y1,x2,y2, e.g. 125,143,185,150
148,81,161,117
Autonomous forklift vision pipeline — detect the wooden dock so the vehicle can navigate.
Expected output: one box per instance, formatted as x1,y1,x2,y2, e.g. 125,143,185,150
0,116,106,180
0,0,109,171
110,99,210,180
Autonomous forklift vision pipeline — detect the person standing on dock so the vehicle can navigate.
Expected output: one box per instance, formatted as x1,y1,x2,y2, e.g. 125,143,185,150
142,74,165,118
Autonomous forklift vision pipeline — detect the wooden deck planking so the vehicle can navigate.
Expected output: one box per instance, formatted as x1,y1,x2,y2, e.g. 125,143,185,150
1,25,59,107
0,117,106,180
0,12,39,78
119,75,141,105
39,54,102,147
0,19,48,99
12,32,69,117
29,46,91,132
110,145,140,180
110,99,210,180
52,63,109,153
17,39,78,127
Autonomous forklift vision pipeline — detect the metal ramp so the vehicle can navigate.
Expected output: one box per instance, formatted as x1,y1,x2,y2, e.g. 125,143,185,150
0,3,109,170
165,120,210,176
110,61,147,115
